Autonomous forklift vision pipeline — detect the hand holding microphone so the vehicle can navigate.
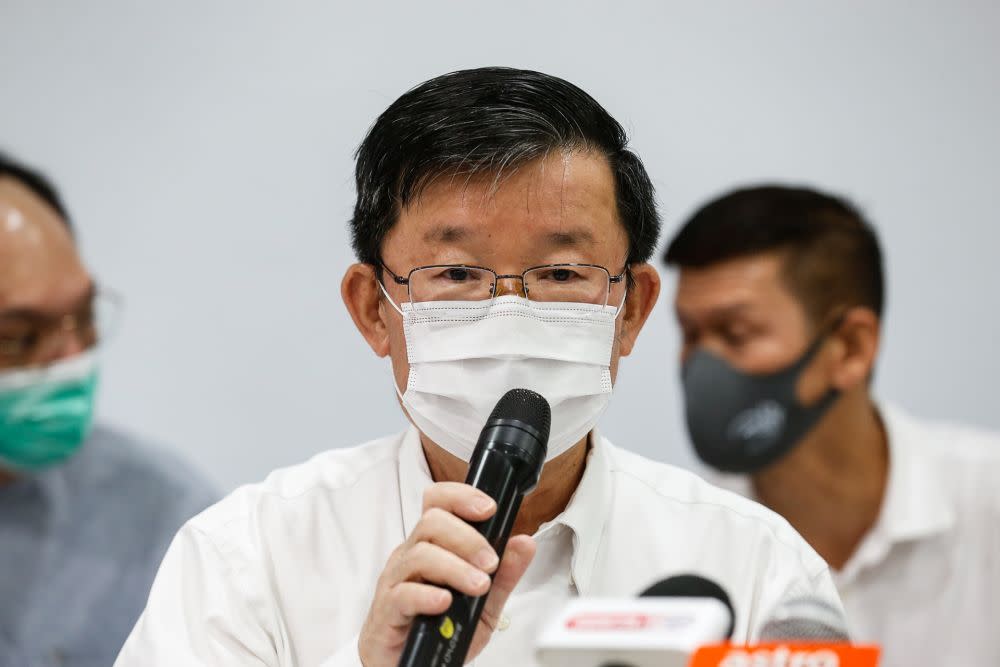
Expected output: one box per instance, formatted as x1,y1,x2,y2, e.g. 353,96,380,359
357,482,536,667
358,389,550,667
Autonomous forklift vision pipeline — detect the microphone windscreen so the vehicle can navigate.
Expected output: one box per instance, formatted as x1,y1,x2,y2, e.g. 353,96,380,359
640,574,735,639
489,388,552,442
759,597,849,641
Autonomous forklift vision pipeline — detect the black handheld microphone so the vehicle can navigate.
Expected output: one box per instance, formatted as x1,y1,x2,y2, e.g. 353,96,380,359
398,388,551,667
640,573,736,640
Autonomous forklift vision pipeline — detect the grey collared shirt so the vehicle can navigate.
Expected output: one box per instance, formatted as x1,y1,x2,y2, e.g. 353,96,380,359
0,424,217,667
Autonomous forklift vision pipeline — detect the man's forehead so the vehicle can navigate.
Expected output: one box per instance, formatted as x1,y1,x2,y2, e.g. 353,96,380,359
0,179,71,247
390,152,621,247
675,254,789,310
0,179,87,310
0,201,47,257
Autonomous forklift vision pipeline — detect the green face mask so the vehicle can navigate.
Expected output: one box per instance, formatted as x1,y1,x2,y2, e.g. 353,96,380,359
0,352,99,472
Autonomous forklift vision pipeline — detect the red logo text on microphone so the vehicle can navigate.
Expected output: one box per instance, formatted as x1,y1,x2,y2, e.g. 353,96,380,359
690,644,880,667
565,612,695,632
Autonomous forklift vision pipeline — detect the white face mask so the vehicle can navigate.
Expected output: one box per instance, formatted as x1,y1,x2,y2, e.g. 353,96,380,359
383,291,622,462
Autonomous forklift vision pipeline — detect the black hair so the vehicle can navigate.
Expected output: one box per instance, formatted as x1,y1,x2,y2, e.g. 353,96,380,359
350,67,660,269
664,184,884,321
0,151,72,232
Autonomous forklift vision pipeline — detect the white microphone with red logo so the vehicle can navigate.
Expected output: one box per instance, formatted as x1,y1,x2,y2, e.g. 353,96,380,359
535,574,735,667
536,575,882,667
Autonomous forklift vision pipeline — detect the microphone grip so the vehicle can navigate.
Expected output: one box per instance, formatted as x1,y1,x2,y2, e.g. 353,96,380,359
397,452,522,667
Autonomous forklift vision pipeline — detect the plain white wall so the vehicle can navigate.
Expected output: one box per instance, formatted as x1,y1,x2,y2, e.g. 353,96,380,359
1,1,997,489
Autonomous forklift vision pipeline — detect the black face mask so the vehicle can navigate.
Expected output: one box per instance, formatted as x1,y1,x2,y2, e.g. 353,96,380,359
681,332,840,474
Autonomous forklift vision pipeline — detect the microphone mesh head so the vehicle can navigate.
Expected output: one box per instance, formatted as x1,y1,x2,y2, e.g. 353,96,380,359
489,388,551,443
759,597,850,641
640,574,735,639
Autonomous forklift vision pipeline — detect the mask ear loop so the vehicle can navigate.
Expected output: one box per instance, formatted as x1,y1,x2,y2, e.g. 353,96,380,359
613,286,629,319
375,278,411,399
377,278,406,317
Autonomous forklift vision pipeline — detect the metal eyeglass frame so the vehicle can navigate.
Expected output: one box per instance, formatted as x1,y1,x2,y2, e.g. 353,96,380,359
0,285,124,366
378,261,629,309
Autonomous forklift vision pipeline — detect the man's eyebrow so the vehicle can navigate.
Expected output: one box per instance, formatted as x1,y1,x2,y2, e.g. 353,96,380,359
421,225,597,248
708,303,753,319
423,225,473,244
0,307,47,322
0,283,96,322
675,302,754,324
543,228,596,248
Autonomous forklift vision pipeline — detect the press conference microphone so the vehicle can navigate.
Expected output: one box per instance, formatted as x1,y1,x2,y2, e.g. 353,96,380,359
640,574,735,640
758,596,850,641
687,596,878,667
398,388,551,667
535,574,735,667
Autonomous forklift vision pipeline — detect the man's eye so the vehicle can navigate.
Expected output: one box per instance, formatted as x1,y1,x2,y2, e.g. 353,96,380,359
541,268,579,282
0,332,38,355
444,268,471,282
721,327,751,347
551,269,573,282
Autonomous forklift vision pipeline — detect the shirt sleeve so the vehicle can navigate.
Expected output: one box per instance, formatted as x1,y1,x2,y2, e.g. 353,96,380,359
114,523,278,666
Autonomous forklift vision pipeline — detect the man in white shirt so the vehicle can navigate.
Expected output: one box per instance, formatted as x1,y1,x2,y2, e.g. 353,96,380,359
117,69,842,667
663,184,1000,666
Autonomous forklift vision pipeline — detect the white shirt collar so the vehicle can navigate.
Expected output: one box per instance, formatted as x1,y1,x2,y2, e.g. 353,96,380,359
396,426,612,595
837,404,956,583
711,404,957,583
398,426,434,542
541,429,612,594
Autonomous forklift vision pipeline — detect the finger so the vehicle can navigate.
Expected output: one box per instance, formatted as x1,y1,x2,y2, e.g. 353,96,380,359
393,541,493,598
412,508,499,572
383,582,453,628
480,535,536,628
422,482,497,522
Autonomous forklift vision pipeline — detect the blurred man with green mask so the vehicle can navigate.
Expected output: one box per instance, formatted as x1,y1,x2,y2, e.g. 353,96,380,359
0,151,217,664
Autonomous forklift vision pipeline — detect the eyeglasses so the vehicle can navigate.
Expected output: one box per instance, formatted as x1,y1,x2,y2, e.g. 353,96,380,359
379,262,627,308
0,287,123,370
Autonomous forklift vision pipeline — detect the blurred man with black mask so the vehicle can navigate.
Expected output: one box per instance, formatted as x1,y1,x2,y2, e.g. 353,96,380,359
665,184,1000,666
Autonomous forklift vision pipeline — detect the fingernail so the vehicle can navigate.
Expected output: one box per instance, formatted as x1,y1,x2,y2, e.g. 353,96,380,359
472,497,496,514
473,548,499,571
469,570,491,591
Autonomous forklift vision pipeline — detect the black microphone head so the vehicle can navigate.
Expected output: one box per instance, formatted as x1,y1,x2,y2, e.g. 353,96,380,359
640,574,735,639
474,389,552,493
489,388,551,444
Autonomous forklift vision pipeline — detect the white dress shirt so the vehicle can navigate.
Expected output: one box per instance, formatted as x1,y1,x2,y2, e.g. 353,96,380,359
116,428,841,667
711,405,1000,667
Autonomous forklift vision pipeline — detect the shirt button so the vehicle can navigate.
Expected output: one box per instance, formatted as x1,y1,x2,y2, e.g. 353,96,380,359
498,614,511,631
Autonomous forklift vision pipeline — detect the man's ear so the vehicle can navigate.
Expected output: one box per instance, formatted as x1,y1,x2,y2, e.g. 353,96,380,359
829,306,880,391
618,263,661,357
342,263,391,358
